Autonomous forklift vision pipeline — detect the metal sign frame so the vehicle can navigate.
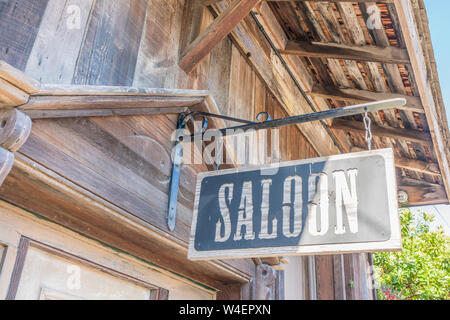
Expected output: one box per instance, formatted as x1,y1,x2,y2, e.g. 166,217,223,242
188,148,402,260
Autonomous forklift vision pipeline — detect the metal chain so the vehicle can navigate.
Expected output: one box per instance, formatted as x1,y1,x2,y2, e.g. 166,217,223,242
216,137,224,171
363,111,373,151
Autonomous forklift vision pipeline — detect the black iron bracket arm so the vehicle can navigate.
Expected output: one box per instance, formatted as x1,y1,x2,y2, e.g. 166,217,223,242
177,98,405,141
166,110,270,232
167,98,406,231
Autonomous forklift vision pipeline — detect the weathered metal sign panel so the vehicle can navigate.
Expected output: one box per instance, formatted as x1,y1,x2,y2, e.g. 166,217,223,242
188,149,402,260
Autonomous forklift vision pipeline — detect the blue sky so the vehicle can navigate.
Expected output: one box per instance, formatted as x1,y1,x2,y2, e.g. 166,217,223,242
425,1,450,125
415,1,449,234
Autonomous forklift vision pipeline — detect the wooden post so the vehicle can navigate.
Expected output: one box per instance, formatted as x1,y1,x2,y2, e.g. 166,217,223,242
0,147,14,186
330,119,432,144
280,40,410,65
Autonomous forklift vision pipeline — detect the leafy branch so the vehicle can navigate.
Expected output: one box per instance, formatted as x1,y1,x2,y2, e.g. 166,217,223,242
373,208,450,300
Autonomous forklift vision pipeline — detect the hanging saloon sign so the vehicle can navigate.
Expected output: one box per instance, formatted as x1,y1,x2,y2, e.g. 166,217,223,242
188,148,402,260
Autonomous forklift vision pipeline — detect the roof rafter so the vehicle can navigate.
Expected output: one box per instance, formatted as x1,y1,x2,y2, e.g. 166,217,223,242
308,84,424,113
180,0,261,73
280,40,410,65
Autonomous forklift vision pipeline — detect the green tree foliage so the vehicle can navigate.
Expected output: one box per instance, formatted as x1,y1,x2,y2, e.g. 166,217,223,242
373,208,450,300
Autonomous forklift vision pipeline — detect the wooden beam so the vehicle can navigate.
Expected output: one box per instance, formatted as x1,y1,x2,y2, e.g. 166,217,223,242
330,119,432,144
394,0,450,203
22,95,205,110
19,95,201,119
35,84,210,97
395,157,441,176
0,110,32,153
0,79,29,108
401,176,443,188
0,147,14,186
180,0,262,73
17,85,210,119
250,1,354,153
208,1,341,156
398,178,448,206
309,84,424,113
0,61,39,95
2,155,252,290
280,40,410,65
0,60,40,109
351,146,440,176
399,185,448,206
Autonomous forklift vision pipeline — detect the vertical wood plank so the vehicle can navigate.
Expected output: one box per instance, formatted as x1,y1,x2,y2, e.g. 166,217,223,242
308,256,317,300
226,46,256,165
25,0,94,84
352,254,363,300
185,7,215,91
255,263,276,300
158,288,169,300
5,237,30,300
241,278,254,300
344,253,364,300
300,257,311,300
0,0,49,71
73,0,148,86
179,0,261,73
0,245,7,275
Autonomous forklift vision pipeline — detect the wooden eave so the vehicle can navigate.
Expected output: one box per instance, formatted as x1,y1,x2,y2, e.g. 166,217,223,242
198,0,449,206
410,0,450,197
0,0,448,288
